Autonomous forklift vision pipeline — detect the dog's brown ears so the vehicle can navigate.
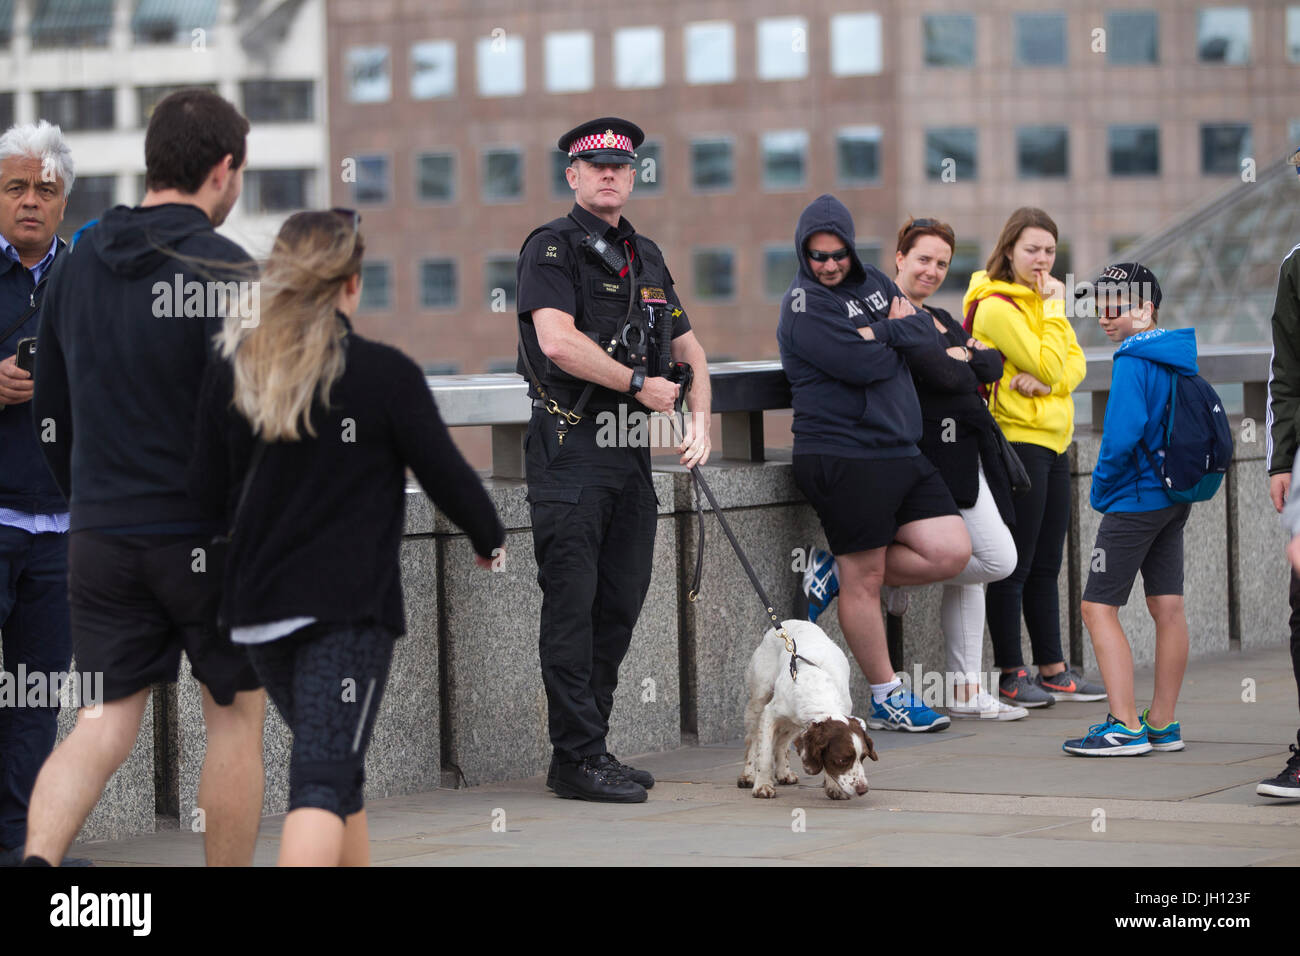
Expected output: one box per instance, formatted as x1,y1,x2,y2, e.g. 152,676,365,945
853,717,879,762
795,721,830,774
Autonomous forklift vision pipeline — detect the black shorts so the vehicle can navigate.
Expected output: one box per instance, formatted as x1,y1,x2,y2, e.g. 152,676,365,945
68,531,260,705
1082,504,1191,606
794,453,959,555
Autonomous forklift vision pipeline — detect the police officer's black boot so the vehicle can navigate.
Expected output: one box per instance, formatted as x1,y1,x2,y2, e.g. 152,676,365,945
551,753,647,803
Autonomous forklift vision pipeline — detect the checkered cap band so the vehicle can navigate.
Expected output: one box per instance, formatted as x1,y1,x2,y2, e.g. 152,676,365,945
568,131,633,156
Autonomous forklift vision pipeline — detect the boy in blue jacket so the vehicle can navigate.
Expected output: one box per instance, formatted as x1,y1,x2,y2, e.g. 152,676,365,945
1065,263,1193,756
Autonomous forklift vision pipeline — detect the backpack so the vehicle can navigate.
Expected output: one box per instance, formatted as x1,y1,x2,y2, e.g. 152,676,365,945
1138,369,1233,503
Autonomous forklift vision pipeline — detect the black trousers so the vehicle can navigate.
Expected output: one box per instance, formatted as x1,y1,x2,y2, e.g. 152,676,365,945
1290,570,1300,717
987,442,1071,670
526,409,657,761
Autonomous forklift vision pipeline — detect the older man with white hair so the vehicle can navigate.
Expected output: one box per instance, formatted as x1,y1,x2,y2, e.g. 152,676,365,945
0,120,80,867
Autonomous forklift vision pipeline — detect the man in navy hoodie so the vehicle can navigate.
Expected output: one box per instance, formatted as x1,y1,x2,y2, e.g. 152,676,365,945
24,89,265,866
1065,264,1193,757
0,121,71,866
779,195,970,735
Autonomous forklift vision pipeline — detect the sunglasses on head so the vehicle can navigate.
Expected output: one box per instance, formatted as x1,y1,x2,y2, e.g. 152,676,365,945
331,207,361,232
808,247,850,262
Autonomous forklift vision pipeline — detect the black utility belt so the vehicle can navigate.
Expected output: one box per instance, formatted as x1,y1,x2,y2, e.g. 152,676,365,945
531,399,630,416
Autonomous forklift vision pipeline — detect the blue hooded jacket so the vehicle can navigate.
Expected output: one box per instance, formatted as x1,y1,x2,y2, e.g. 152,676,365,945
1091,327,1199,513
777,194,939,458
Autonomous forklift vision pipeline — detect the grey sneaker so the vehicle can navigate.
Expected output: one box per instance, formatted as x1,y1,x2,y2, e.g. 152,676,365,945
1036,667,1107,702
998,667,1056,708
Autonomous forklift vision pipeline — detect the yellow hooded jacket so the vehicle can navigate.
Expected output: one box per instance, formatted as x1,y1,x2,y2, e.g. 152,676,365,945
961,270,1086,454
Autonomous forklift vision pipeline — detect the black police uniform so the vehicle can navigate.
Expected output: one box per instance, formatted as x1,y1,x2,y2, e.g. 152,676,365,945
515,152,691,769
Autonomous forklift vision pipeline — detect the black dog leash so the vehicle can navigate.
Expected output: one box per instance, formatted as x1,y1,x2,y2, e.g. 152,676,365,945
669,381,806,680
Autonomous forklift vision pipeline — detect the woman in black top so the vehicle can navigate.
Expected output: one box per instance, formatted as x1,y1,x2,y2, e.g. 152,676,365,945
190,210,505,865
893,217,1025,720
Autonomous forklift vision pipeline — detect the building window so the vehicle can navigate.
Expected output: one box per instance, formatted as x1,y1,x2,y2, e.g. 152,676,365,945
757,17,808,80
1290,119,1300,147
925,127,978,181
550,152,571,199
61,175,116,238
693,248,735,301
947,242,981,294
761,130,807,190
1198,7,1250,63
1107,11,1158,65
1289,7,1300,62
685,22,735,85
0,4,11,48
352,155,390,205
484,256,517,309
242,169,315,214
31,0,112,48
132,0,217,44
411,41,456,99
1052,242,1071,282
420,259,457,309
137,84,219,126
837,126,881,185
476,34,525,96
37,89,115,132
1015,12,1066,66
635,141,663,195
241,80,314,123
691,139,733,191
1017,126,1069,178
830,13,882,76
1201,123,1252,174
856,242,882,270
347,46,390,103
416,152,455,203
614,27,664,88
545,31,594,93
482,148,523,202
359,262,392,311
0,94,14,131
923,14,975,67
764,246,797,300
1108,125,1160,176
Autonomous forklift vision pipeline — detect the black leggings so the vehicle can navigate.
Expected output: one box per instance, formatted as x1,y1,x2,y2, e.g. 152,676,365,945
246,621,394,820
986,442,1071,670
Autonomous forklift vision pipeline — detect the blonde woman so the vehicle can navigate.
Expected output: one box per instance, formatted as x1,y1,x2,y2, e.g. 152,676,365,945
190,210,504,865
962,207,1102,709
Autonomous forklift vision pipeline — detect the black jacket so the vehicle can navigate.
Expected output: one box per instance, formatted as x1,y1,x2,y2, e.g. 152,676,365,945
189,315,505,635
776,194,939,459
34,203,255,531
902,306,1015,527
0,237,67,514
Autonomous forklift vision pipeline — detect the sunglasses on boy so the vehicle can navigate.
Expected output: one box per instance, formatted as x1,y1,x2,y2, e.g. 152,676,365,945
807,247,850,263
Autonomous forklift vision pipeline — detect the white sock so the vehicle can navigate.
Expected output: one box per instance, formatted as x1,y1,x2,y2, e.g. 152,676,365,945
871,679,902,704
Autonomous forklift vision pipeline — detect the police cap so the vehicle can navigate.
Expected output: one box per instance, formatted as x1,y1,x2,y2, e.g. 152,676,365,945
558,117,644,165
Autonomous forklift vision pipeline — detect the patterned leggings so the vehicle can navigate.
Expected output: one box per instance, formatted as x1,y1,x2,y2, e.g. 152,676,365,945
246,622,394,820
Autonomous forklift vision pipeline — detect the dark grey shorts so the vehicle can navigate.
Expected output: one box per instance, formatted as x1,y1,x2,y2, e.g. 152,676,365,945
1082,503,1192,606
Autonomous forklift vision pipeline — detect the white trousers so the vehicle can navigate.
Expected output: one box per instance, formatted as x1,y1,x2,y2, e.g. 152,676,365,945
943,465,1018,682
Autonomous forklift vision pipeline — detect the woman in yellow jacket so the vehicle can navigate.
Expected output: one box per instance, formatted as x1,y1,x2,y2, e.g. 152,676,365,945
962,207,1104,710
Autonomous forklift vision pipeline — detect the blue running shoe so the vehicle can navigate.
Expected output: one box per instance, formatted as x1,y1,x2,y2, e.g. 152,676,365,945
1140,708,1185,752
803,548,839,624
1062,714,1152,756
868,686,951,733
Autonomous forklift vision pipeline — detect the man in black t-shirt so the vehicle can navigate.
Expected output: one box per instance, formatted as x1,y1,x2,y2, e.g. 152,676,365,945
515,117,711,802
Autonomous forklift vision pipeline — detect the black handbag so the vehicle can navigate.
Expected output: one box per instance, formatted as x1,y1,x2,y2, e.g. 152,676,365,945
992,426,1032,497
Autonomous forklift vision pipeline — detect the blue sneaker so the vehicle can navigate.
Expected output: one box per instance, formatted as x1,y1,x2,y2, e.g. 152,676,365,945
1140,708,1185,752
803,548,839,624
1062,714,1152,756
868,686,951,733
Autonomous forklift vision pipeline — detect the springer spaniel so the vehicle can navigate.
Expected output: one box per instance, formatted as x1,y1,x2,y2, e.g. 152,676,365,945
737,620,878,800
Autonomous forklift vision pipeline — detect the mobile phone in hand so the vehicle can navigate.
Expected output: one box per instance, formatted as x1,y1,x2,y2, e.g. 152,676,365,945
15,337,35,374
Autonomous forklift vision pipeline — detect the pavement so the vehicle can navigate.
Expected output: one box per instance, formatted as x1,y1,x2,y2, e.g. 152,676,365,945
73,645,1300,867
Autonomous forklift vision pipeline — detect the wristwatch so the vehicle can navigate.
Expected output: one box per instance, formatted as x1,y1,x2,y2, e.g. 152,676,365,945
627,367,645,395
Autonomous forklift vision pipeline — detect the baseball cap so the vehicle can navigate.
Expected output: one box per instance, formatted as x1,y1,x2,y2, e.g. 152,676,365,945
1092,262,1163,309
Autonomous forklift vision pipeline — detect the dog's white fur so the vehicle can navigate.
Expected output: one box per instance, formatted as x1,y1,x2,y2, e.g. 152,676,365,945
738,620,877,799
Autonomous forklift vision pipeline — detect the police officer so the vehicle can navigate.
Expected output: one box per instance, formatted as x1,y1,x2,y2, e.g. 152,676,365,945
516,117,711,802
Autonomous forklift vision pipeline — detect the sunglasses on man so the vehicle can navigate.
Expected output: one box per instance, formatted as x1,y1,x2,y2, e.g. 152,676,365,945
807,247,850,263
